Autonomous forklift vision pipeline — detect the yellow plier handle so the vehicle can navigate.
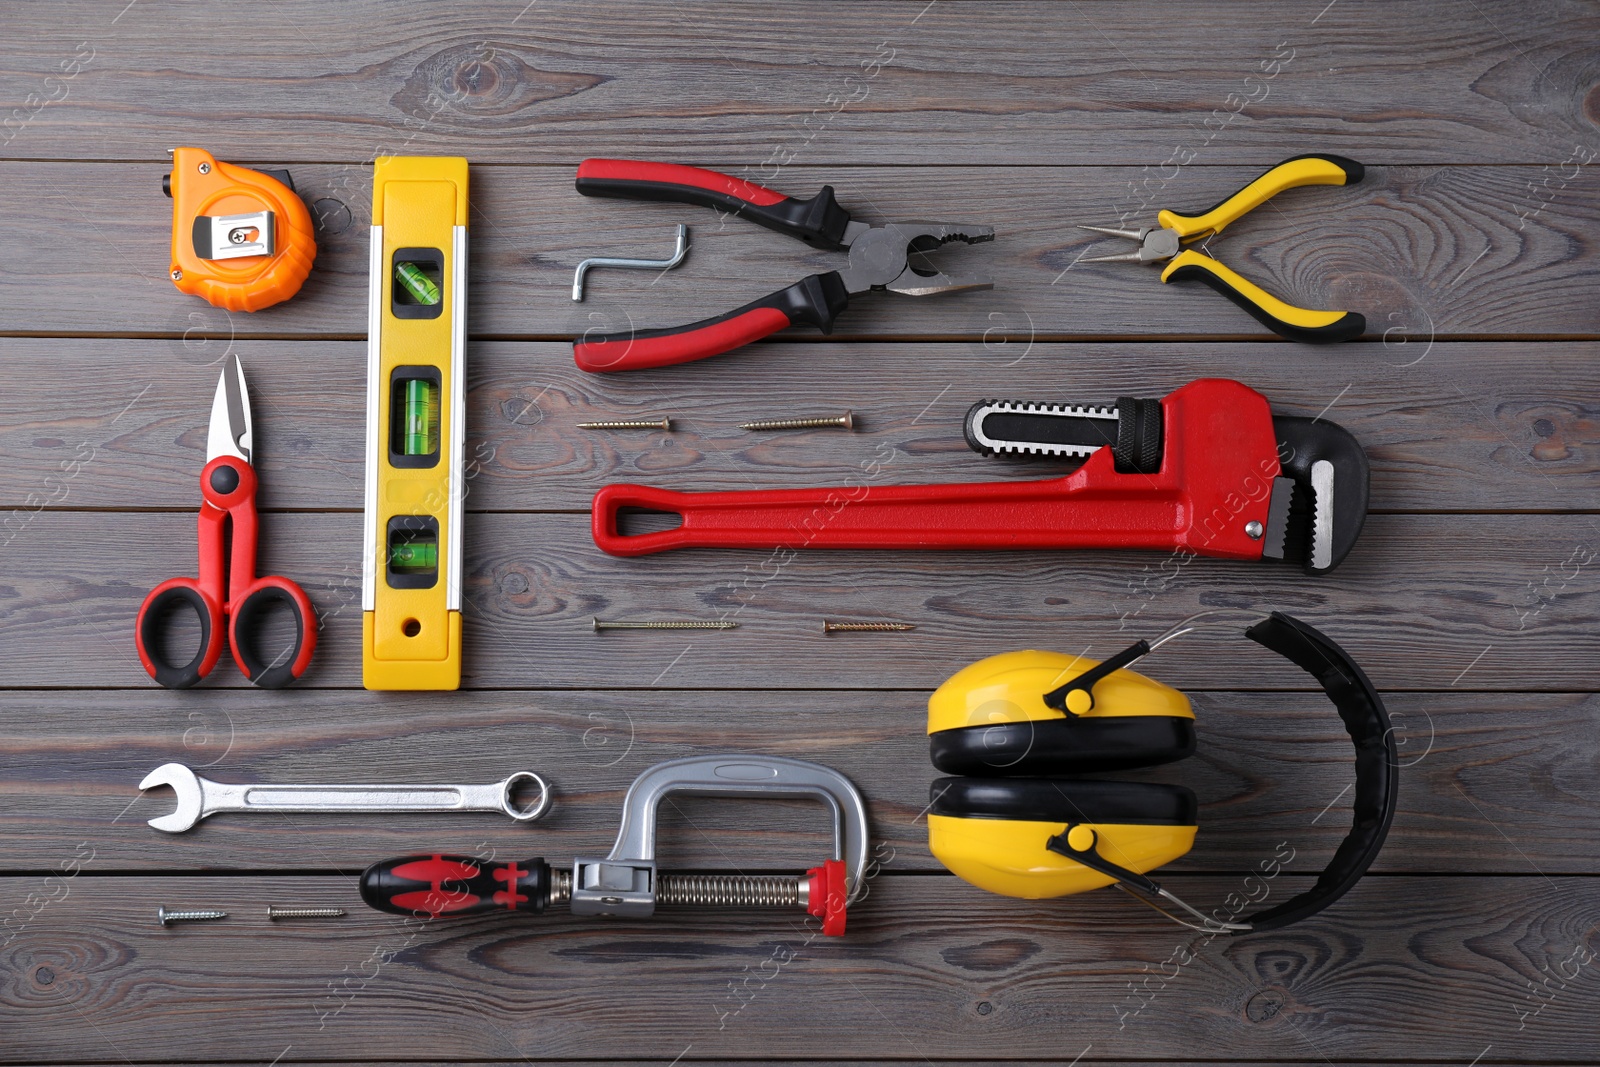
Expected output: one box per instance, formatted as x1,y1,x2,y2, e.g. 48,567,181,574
1158,154,1364,238
1160,250,1364,344
1159,154,1366,344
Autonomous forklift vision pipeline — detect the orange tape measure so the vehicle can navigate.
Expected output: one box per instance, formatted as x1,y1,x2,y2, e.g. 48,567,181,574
165,146,316,312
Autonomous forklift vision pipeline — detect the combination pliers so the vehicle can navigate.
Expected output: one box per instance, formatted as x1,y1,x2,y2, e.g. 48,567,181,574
1081,154,1366,344
571,159,993,371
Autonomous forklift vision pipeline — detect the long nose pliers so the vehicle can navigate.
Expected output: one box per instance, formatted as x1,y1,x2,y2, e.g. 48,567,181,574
1081,154,1366,344
572,159,994,371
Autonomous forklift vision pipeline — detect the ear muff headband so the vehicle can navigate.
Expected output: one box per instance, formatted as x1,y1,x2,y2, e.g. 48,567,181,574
1233,611,1398,931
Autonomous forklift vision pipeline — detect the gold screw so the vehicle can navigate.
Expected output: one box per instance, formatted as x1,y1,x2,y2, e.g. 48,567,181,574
740,411,854,432
593,617,737,631
577,418,672,431
822,620,917,633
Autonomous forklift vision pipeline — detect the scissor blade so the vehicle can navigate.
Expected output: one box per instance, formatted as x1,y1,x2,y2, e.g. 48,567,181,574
205,355,253,465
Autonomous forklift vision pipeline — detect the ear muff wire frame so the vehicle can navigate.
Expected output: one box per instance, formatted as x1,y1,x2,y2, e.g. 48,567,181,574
1047,823,1250,934
1042,617,1199,714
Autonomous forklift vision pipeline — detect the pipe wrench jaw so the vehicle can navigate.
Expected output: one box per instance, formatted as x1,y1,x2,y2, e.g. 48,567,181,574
1267,416,1370,575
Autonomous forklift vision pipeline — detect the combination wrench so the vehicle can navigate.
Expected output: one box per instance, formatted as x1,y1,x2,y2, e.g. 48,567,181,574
137,762,552,833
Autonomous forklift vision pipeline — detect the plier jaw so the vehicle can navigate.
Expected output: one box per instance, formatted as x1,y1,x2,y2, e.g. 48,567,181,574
836,221,995,296
1078,224,1182,264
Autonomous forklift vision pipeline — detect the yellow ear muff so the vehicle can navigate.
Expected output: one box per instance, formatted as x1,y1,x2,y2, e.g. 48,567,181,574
927,649,1192,735
925,778,1199,900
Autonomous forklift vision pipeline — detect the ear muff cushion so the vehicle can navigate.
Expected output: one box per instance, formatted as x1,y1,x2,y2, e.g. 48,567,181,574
930,776,1197,826
930,715,1195,776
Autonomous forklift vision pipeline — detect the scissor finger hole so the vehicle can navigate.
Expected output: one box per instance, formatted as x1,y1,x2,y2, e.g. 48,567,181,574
502,771,552,821
231,588,305,689
140,587,213,689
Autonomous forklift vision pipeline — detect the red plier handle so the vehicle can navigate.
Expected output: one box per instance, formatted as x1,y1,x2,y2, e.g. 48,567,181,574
572,159,857,372
134,456,317,689
575,159,855,249
575,273,851,371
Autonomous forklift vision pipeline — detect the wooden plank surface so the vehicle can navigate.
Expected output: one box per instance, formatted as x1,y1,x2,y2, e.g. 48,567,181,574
2,689,1596,874
3,339,1598,513
4,510,1598,691
3,1,1596,165
3,162,1597,339
5,0,1599,1064
3,875,1596,1063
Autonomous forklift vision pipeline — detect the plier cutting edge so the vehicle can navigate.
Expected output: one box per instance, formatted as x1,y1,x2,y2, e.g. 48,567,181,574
1081,154,1366,344
572,159,994,371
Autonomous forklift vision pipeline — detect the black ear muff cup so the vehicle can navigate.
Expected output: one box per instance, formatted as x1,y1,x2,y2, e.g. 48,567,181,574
930,776,1197,827
929,715,1195,777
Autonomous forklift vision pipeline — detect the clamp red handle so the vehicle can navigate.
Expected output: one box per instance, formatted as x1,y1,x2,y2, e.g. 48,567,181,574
807,859,849,936
573,273,851,372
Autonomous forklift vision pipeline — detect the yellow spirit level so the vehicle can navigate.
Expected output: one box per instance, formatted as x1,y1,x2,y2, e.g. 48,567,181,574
362,156,468,690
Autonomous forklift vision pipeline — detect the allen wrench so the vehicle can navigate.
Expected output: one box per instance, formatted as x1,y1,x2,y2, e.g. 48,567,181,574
572,224,690,301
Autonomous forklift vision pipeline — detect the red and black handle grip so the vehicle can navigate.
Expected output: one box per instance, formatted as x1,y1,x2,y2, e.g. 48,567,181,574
360,854,555,917
136,579,226,690
228,577,317,689
576,158,855,250
574,271,851,372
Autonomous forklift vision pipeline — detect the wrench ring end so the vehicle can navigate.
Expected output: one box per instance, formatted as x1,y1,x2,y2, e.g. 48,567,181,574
501,771,552,822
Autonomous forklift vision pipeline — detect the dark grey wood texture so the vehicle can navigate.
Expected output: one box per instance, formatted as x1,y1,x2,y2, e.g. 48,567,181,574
1,163,1595,338
3,1,1599,1064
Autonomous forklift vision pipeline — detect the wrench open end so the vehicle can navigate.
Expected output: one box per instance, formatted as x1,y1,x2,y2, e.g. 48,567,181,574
139,762,204,833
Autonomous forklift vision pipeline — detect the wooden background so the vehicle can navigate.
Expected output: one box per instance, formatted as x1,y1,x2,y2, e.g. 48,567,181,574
3,1,1599,1063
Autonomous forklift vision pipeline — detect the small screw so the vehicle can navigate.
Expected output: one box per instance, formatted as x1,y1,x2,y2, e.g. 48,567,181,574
577,418,672,431
267,905,347,921
170,269,183,281
157,906,227,927
823,620,917,633
228,227,250,245
198,161,211,174
1244,520,1264,540
593,617,737,631
740,411,854,432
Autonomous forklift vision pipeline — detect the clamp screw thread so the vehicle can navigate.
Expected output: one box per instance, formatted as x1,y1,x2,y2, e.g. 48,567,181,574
657,873,804,908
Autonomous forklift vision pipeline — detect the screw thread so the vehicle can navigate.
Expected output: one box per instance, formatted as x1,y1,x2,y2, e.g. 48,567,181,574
577,419,672,431
823,620,917,633
740,411,854,432
266,906,347,920
593,617,738,631
157,907,228,926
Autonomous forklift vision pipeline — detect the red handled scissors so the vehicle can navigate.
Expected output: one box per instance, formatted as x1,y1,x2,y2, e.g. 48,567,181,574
135,356,316,688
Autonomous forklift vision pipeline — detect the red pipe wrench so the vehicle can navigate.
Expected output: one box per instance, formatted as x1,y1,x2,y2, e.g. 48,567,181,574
592,379,1369,574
